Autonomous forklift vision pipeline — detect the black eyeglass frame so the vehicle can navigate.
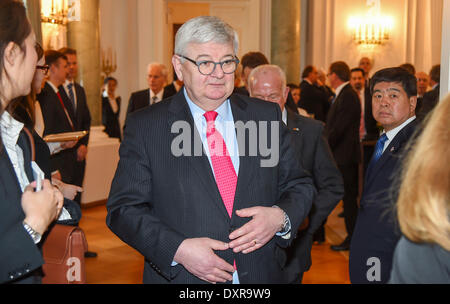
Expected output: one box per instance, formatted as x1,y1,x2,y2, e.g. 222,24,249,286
177,54,240,76
36,65,50,73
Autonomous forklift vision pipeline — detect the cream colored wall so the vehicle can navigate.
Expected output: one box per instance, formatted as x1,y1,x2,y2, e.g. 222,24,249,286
99,0,271,130
307,0,443,76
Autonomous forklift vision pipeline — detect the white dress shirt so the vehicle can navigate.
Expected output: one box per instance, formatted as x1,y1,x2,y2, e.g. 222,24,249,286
382,116,416,153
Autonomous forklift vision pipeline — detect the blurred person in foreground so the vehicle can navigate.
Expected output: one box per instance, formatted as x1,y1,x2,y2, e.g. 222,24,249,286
389,94,450,284
0,0,63,284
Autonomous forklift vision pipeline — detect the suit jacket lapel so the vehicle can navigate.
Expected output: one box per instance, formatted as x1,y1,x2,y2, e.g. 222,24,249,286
0,144,25,197
58,85,77,126
167,91,231,221
17,131,34,182
229,94,259,214
364,120,417,188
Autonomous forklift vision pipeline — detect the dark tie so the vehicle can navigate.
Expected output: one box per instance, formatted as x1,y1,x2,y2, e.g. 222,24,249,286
151,96,158,105
371,133,388,164
67,82,76,111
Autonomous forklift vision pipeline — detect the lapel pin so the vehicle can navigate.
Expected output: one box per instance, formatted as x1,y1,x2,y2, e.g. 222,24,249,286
292,128,300,132
390,147,395,152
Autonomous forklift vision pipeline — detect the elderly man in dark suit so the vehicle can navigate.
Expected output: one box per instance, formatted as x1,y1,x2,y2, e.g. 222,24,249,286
326,61,361,251
248,64,344,283
125,62,173,118
417,64,440,122
106,16,315,284
349,67,418,284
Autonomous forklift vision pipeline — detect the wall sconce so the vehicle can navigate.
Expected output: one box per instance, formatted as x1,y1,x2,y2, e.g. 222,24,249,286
348,0,394,46
101,48,117,78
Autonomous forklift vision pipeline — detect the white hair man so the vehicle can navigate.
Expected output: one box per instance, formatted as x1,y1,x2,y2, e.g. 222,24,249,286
107,16,315,284
248,65,343,283
125,62,169,118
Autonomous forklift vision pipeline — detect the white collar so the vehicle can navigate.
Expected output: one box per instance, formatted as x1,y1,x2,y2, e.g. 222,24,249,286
384,116,416,144
150,88,164,101
0,111,24,148
282,107,288,125
46,80,60,93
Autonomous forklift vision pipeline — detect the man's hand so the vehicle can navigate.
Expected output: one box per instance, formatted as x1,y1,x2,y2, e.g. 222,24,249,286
77,144,88,161
52,178,83,200
228,206,285,254
173,238,235,284
60,140,77,150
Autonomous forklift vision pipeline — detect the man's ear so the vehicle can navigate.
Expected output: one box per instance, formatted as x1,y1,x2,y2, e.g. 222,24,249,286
3,41,19,67
172,55,184,82
283,86,290,103
410,96,417,113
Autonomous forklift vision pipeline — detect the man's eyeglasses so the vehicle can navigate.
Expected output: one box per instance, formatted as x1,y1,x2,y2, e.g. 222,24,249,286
36,65,50,74
177,54,239,76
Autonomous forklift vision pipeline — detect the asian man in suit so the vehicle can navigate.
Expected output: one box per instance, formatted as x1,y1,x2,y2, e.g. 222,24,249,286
106,16,315,284
248,64,344,283
349,67,418,284
326,61,361,251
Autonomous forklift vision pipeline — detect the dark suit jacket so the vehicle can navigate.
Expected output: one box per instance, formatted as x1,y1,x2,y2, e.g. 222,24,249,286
326,83,361,165
0,132,44,283
299,80,329,122
349,119,418,284
284,110,344,281
416,85,440,122
106,91,315,284
37,82,77,184
163,83,178,99
102,96,121,140
58,82,91,147
126,88,174,117
362,88,379,140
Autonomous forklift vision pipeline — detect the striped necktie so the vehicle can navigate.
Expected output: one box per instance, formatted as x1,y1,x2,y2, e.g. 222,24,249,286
67,82,76,111
371,133,388,164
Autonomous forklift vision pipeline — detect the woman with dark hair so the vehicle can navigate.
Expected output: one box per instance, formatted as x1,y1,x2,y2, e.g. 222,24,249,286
102,76,122,140
0,0,63,284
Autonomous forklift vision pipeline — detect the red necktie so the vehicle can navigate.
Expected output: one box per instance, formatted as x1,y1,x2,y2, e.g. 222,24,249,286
204,111,238,271
204,111,237,218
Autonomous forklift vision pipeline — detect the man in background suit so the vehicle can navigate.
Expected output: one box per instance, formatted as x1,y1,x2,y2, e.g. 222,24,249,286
417,64,440,122
38,50,76,185
299,65,330,122
163,72,184,98
248,64,344,283
233,51,269,96
359,57,373,85
350,68,379,174
107,16,315,284
326,61,361,251
415,71,429,114
126,62,172,118
58,48,91,204
350,67,418,283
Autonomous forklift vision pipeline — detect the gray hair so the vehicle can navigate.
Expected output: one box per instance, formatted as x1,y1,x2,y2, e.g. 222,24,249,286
174,16,239,57
248,64,287,94
147,62,168,78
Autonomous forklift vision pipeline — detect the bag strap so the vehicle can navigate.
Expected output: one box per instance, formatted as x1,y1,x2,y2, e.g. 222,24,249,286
22,127,35,162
